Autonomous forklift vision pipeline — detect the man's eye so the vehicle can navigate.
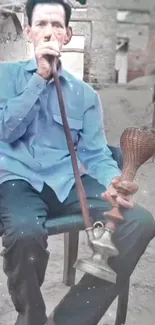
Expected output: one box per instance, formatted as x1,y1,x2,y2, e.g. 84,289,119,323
38,21,46,26
53,23,63,28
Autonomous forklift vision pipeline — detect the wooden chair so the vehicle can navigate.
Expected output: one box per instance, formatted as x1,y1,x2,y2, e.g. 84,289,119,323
0,146,130,325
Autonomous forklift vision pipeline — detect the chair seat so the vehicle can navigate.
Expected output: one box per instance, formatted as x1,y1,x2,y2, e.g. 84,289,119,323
46,198,111,235
0,211,103,236
0,199,109,237
0,214,85,237
46,214,84,235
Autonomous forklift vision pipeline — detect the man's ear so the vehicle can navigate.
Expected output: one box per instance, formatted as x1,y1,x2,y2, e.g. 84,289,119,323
64,26,72,45
24,25,32,43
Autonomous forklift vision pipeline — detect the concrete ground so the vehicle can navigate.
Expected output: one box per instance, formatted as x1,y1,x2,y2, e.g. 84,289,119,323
0,81,155,324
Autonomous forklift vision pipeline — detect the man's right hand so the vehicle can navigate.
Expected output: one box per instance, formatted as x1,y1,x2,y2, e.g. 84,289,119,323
35,40,60,80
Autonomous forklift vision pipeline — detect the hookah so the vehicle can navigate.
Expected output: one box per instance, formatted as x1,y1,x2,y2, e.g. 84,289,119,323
52,58,155,283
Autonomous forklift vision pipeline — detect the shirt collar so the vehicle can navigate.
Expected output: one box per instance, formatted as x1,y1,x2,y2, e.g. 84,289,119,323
24,57,69,82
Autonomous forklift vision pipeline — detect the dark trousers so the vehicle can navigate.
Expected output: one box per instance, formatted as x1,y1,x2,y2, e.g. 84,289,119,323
0,176,154,325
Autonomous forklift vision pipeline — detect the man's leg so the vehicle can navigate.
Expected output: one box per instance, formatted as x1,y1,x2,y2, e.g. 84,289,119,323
0,180,50,325
52,175,155,325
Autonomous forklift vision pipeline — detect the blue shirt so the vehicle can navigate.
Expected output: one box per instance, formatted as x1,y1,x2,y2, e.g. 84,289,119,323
0,58,121,202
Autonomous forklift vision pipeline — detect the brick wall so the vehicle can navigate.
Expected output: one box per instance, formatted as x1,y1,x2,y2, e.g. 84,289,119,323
67,1,117,86
117,11,150,81
145,10,155,75
87,3,117,86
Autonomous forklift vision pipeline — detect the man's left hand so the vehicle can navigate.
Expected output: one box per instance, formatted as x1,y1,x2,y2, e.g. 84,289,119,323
101,176,139,209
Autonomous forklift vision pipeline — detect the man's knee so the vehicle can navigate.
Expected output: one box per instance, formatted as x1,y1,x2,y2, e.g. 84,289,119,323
109,205,155,278
127,204,155,236
2,215,48,251
115,204,155,246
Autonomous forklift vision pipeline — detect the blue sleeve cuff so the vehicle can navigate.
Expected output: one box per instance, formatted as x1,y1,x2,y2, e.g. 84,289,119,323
103,168,121,189
26,73,47,96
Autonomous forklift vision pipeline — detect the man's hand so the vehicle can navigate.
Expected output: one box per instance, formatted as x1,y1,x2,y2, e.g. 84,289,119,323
35,40,60,79
102,176,139,209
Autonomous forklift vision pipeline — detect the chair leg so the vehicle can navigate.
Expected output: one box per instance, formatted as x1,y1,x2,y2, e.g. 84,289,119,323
114,279,130,325
63,230,79,287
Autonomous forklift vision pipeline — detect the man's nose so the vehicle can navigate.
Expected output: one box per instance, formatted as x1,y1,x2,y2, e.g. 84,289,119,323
44,24,56,40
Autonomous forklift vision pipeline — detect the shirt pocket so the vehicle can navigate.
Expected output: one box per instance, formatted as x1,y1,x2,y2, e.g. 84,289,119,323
52,114,83,147
53,114,82,130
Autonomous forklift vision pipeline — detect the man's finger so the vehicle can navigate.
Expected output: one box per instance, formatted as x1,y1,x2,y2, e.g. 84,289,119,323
102,191,118,207
40,49,60,57
43,40,60,51
113,180,139,195
116,196,134,208
39,42,60,53
111,176,121,184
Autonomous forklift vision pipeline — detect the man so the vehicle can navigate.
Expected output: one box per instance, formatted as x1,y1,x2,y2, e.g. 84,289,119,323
0,1,154,325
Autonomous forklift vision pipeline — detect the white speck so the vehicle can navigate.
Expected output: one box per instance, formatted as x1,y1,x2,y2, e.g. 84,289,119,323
37,222,40,225
95,194,99,197
77,92,80,95
70,83,73,88
87,301,89,303
0,157,4,160
99,305,101,309
18,118,22,121
77,293,79,296
93,286,95,289
21,231,24,234
143,188,148,194
88,287,91,290
12,183,15,186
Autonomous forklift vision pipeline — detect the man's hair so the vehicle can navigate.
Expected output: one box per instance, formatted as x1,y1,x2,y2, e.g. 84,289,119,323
25,0,72,26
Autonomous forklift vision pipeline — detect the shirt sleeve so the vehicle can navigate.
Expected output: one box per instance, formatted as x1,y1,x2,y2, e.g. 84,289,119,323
77,90,121,189
0,62,47,143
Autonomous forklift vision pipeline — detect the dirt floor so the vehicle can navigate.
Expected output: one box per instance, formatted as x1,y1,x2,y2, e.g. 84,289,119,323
0,80,155,324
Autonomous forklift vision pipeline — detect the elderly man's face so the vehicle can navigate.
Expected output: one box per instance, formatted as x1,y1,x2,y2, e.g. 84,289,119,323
25,3,72,50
